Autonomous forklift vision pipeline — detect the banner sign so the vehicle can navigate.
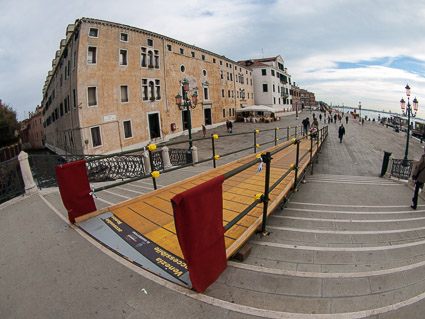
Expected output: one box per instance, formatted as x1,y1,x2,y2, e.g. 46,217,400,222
102,215,188,282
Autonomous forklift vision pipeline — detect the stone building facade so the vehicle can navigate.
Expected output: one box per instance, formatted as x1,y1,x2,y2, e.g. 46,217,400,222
239,56,292,114
41,18,254,155
27,106,44,150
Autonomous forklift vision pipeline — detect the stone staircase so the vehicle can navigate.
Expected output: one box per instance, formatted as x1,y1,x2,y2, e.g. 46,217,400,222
204,174,425,318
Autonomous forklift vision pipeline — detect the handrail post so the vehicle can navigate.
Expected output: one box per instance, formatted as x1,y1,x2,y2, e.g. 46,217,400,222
294,140,300,192
260,152,272,237
310,135,314,175
295,126,297,138
148,149,157,190
274,128,277,146
287,127,290,141
254,130,257,153
211,135,217,168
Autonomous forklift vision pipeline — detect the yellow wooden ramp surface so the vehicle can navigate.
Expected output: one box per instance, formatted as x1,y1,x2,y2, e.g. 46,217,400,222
77,137,317,260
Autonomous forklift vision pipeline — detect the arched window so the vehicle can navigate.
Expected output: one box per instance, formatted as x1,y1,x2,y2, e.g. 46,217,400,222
148,51,153,67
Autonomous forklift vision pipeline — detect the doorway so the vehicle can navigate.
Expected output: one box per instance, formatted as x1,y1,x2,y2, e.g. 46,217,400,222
148,112,161,139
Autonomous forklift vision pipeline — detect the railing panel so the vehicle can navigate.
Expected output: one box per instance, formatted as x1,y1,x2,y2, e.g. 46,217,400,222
0,157,25,203
390,159,413,180
169,148,192,166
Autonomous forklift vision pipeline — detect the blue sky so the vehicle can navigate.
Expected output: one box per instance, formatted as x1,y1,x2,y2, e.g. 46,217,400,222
1,0,425,120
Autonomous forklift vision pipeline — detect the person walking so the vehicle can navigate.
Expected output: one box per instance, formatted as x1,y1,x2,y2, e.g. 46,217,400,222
338,123,345,143
411,148,425,209
319,113,322,122
345,115,349,124
228,120,233,133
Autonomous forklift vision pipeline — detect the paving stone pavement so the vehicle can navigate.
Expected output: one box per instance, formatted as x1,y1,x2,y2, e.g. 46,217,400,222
3,111,425,318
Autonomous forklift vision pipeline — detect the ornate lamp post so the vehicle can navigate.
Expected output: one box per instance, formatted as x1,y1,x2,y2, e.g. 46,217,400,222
175,78,198,149
400,84,419,164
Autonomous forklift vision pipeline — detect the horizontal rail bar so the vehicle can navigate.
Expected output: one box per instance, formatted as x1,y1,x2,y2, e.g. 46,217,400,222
224,198,262,231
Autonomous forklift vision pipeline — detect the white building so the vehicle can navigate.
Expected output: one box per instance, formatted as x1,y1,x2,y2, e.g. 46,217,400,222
239,56,293,114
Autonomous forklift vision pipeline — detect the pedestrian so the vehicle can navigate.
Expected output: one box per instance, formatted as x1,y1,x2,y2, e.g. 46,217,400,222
226,119,230,132
345,115,349,124
202,124,206,138
302,117,309,136
362,118,364,126
411,148,425,209
228,120,233,133
334,114,337,123
338,123,345,143
319,114,322,122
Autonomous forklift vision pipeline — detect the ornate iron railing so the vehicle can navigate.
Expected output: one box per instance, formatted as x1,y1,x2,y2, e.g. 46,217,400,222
151,150,164,171
169,148,192,166
85,155,146,181
390,159,413,180
0,157,25,203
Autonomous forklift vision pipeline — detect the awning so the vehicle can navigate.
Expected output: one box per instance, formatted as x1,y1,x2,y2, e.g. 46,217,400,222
236,105,278,113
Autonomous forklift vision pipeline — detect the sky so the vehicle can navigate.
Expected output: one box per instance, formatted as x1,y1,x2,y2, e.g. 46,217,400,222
1,0,425,121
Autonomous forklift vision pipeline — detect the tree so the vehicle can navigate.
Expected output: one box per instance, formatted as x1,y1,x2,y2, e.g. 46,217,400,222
0,100,19,147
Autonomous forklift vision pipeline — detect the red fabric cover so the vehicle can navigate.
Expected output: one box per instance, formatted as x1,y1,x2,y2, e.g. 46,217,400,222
55,160,96,224
171,175,227,293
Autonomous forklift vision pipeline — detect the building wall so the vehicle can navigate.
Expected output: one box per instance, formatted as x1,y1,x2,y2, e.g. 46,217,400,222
42,18,254,155
27,108,44,149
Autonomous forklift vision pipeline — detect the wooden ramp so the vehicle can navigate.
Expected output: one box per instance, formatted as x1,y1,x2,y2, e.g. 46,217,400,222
76,136,320,286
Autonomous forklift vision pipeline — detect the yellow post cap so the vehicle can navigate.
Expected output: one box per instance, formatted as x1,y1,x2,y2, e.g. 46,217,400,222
151,171,160,178
276,138,279,142
276,127,279,130
255,130,259,133
292,138,296,142
256,154,262,158
256,144,260,148
213,134,219,139
254,193,262,200
289,164,294,168
214,155,220,160
148,144,157,152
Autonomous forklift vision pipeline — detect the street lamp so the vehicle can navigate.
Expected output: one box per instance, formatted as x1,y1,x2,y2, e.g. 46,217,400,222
175,78,198,149
400,84,419,164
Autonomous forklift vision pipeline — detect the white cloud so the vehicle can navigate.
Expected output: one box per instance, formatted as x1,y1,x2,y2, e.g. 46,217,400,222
2,0,425,120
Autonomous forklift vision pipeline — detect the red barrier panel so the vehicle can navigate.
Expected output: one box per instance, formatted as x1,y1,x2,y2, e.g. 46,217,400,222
171,175,227,293
55,160,96,223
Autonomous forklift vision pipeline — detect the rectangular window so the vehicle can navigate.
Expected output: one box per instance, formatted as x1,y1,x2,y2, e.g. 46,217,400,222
141,47,147,67
154,50,160,68
73,89,76,108
191,51,195,58
263,84,268,92
204,87,209,100
142,79,148,101
213,58,216,63
222,109,226,118
180,48,184,55
120,33,128,42
262,69,267,76
230,73,233,81
123,120,133,139
91,126,102,147
147,39,153,46
87,87,97,106
167,44,172,51
155,80,161,100
87,46,97,64
228,90,231,97
60,103,64,117
271,70,275,76
222,89,225,97
202,55,205,61
121,85,129,103
119,49,127,65
89,28,98,38
273,84,275,92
